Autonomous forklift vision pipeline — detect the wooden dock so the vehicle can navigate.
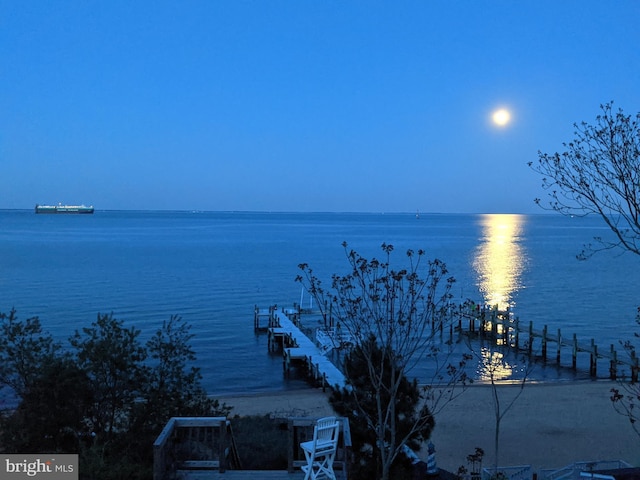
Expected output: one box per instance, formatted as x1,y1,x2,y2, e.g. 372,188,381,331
255,302,639,384
254,306,347,391
455,304,640,381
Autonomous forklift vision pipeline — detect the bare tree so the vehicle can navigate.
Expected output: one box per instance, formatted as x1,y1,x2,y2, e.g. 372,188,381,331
529,102,640,259
474,346,535,473
297,242,469,480
530,103,640,439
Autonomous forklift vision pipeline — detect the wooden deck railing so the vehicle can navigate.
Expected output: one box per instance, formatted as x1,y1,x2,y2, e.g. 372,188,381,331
154,416,351,480
153,416,239,480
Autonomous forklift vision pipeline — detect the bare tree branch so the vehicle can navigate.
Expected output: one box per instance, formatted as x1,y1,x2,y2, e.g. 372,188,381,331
529,102,640,258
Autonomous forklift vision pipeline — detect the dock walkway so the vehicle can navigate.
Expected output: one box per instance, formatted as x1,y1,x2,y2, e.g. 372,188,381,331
255,306,346,390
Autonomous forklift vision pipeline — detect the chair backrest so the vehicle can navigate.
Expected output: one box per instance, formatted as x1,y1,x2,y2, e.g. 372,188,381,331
312,416,340,451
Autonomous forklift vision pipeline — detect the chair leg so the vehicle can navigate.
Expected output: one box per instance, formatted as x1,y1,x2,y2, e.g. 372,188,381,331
302,450,312,480
309,452,336,480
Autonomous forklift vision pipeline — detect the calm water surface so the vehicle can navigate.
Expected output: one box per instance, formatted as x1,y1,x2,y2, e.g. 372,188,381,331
0,210,638,394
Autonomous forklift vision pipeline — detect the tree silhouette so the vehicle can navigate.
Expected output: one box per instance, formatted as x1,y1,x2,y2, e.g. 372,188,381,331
529,102,640,259
297,242,470,480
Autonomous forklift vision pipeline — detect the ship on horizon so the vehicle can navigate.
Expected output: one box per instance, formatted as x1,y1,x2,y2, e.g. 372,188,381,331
35,203,94,214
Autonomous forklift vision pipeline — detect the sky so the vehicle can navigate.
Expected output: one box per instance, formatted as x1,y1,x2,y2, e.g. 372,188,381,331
2,1,639,213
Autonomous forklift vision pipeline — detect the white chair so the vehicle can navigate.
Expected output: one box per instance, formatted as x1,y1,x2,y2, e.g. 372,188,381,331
300,416,341,480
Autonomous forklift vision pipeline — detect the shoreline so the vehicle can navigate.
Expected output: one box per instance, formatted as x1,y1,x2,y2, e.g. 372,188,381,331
216,379,640,473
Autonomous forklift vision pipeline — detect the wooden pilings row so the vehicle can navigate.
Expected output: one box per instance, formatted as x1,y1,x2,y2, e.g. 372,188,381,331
456,306,639,381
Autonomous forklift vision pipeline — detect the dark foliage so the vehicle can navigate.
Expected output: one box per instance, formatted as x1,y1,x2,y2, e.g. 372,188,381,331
330,336,434,480
0,311,230,480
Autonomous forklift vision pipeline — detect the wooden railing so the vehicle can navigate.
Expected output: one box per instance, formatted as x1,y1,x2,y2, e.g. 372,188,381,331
154,416,351,480
153,416,240,480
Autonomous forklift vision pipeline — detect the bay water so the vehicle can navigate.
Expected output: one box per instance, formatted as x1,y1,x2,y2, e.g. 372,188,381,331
0,210,638,396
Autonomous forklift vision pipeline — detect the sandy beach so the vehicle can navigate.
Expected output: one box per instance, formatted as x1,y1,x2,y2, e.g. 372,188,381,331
217,381,640,473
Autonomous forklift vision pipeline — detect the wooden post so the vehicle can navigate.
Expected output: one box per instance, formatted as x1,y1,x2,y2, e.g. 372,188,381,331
528,321,534,356
283,350,290,376
329,303,333,329
610,344,617,380
287,419,295,473
632,351,638,383
590,339,597,377
219,418,227,473
503,319,509,346
556,329,562,365
572,334,577,370
514,317,520,350
542,325,548,363
323,300,328,329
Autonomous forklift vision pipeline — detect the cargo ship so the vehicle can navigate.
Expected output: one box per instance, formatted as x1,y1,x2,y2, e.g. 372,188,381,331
35,203,94,214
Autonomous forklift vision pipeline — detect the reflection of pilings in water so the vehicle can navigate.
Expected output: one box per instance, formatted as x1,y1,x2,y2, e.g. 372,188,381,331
455,303,639,382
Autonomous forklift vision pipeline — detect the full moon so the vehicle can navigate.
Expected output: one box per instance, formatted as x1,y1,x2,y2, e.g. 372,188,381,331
492,108,511,126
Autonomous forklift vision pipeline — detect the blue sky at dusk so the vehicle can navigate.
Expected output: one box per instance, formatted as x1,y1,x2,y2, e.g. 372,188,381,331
2,1,639,213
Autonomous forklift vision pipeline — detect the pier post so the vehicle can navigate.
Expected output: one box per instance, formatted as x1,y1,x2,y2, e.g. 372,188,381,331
590,339,597,377
528,321,534,356
329,303,333,329
556,329,562,365
610,344,617,380
502,318,509,346
491,314,498,337
572,334,577,370
542,325,548,363
632,351,638,383
283,350,290,377
514,318,520,350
